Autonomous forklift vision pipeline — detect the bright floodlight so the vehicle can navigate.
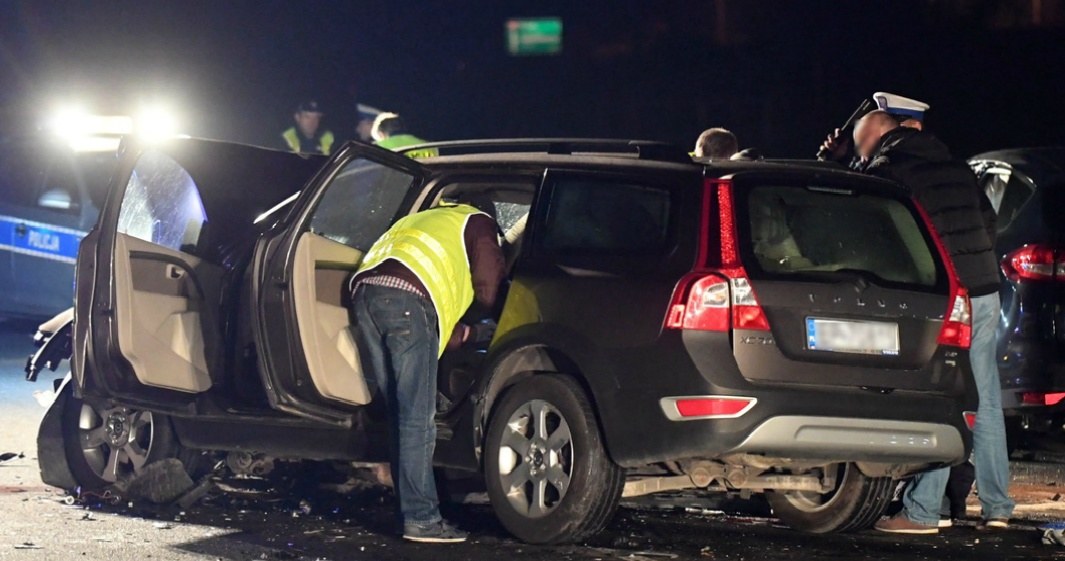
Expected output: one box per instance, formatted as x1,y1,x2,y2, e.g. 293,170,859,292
136,107,178,142
48,106,92,143
46,106,134,151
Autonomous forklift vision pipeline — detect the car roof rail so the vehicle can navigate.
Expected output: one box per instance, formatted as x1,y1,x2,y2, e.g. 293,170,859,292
760,158,850,168
398,138,694,164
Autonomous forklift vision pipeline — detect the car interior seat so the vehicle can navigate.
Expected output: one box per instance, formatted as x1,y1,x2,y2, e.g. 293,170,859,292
750,194,814,271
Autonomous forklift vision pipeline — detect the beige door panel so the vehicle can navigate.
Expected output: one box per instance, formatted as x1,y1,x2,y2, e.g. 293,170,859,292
293,232,372,406
114,234,220,393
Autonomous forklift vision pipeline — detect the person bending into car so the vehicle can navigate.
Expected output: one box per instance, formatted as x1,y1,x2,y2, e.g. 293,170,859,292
350,199,504,543
844,110,1013,534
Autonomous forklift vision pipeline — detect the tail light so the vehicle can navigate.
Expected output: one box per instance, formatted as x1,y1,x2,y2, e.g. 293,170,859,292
1002,244,1061,282
666,274,730,331
1021,392,1065,407
937,287,972,348
664,179,770,332
912,203,972,350
665,272,771,332
963,411,977,431
660,396,757,421
728,275,770,330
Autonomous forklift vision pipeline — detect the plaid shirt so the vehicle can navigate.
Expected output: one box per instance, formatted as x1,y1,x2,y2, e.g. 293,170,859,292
351,273,428,300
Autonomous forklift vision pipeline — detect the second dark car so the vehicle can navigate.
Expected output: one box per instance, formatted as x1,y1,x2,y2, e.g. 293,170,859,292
970,147,1065,450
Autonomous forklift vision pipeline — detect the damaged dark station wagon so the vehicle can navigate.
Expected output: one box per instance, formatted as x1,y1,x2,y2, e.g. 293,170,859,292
28,137,978,543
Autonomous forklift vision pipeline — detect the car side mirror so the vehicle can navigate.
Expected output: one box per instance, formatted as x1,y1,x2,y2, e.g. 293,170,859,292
37,188,76,211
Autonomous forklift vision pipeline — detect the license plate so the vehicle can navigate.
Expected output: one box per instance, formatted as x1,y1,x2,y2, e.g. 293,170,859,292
805,317,900,356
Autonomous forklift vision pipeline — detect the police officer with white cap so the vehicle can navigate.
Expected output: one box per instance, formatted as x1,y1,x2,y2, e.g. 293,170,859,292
831,102,1015,535
820,91,931,168
872,91,931,129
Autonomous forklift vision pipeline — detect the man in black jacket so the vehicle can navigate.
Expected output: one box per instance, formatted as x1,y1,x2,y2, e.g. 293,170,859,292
848,111,1014,534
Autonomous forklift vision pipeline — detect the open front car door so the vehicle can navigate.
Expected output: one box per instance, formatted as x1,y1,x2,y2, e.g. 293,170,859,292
80,139,325,411
253,141,429,426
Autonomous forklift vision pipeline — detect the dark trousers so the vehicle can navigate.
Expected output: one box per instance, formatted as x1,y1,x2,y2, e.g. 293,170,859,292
352,284,442,526
946,462,976,519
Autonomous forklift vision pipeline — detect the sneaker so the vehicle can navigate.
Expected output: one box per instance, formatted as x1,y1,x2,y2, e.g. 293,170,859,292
976,518,1009,532
938,518,954,529
403,520,468,543
874,514,940,535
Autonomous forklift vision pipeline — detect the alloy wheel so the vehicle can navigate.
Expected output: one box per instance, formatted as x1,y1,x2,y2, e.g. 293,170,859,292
76,404,157,483
496,399,574,518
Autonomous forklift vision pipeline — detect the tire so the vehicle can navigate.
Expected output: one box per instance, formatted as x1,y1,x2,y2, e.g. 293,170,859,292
484,375,624,544
60,386,181,492
766,463,894,534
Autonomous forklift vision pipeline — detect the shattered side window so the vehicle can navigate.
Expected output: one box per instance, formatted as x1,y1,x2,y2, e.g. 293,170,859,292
117,150,207,254
308,158,417,251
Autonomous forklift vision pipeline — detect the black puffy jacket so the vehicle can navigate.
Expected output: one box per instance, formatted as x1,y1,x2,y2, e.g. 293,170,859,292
863,127,1000,296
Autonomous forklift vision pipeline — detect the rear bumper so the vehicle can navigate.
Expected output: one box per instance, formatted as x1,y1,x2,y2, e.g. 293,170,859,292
729,415,965,465
595,331,975,468
998,351,1065,411
998,283,1064,411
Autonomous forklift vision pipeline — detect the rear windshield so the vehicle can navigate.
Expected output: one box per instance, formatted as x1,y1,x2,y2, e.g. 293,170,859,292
739,184,944,290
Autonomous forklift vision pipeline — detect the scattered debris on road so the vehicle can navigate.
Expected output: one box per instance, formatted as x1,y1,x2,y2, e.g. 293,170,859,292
176,472,218,510
119,458,195,504
0,451,24,463
32,390,56,408
1042,521,1065,546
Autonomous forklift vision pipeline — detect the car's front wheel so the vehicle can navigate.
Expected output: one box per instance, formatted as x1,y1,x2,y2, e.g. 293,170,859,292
60,386,180,491
484,375,624,544
766,463,894,533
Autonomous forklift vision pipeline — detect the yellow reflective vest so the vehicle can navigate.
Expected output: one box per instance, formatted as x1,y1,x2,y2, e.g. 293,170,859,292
376,134,438,158
282,127,335,155
357,204,484,356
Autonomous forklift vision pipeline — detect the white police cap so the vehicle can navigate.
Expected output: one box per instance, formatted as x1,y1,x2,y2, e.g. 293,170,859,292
872,92,930,121
357,103,383,120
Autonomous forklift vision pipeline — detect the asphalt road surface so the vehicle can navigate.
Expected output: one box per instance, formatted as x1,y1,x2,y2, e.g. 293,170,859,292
1,318,1063,561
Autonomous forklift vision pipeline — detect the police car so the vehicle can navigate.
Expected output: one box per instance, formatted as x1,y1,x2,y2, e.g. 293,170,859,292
0,139,114,319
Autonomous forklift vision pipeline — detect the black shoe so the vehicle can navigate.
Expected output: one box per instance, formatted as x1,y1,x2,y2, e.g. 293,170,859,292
403,520,468,543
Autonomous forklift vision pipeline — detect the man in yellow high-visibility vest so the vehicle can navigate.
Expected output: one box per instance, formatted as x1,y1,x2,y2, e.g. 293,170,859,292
280,100,335,155
350,198,504,543
372,112,438,158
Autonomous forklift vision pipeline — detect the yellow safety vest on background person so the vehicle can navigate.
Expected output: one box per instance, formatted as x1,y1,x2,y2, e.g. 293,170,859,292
376,134,438,158
357,204,484,356
282,127,335,155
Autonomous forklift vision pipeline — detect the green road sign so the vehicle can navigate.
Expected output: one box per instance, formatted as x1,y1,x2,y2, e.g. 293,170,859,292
506,17,562,56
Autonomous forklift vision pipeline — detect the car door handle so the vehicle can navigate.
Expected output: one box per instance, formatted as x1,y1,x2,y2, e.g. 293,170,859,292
14,223,27,237
166,264,186,280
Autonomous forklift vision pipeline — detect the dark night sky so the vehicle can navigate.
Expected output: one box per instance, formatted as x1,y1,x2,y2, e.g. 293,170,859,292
2,0,1063,158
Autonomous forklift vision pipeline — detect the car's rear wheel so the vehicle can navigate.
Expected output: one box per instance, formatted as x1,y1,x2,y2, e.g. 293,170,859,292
484,375,624,544
766,463,893,533
60,387,179,491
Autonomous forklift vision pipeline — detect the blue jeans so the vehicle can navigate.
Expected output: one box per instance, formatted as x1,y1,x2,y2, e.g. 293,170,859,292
352,284,442,526
903,292,1015,524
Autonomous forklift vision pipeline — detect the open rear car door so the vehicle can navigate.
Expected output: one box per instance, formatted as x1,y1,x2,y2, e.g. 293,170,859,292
253,142,429,426
77,139,325,411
